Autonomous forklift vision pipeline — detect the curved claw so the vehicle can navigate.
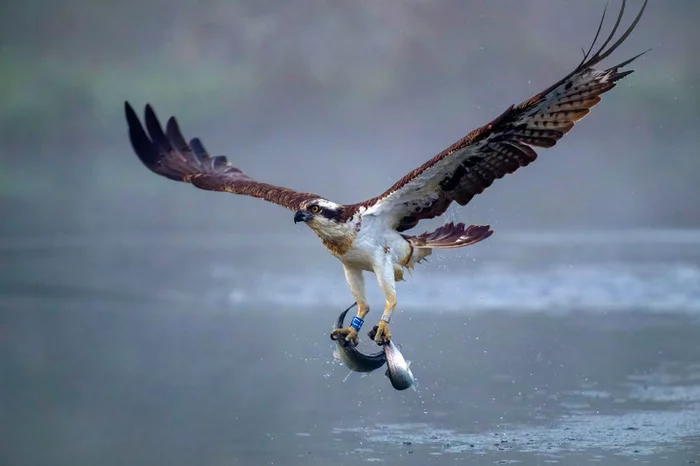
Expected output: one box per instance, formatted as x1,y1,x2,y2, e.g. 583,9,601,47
367,325,378,341
368,322,391,346
330,326,359,346
330,332,358,348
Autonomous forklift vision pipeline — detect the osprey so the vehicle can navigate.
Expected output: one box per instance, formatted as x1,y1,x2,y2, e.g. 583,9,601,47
124,0,647,346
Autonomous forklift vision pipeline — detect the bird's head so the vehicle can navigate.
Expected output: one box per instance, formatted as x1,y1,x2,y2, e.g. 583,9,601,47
294,199,350,239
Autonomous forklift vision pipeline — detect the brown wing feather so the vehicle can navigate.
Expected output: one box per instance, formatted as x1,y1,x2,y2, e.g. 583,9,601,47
124,102,321,211
348,0,648,232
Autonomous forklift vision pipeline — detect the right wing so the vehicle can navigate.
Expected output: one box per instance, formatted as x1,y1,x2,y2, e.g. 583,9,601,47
124,102,321,211
347,0,648,232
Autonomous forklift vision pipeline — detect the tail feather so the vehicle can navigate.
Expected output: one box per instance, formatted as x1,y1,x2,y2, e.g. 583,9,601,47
404,222,493,249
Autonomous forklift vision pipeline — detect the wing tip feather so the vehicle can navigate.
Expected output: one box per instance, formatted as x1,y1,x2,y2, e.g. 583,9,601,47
124,101,161,170
586,0,648,68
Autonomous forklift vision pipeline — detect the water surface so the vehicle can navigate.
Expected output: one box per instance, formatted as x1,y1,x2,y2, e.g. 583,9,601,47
1,230,699,465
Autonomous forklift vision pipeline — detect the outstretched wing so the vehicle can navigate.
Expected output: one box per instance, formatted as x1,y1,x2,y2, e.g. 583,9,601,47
350,0,648,232
124,102,321,211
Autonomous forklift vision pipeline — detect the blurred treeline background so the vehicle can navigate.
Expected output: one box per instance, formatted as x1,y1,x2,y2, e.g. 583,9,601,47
1,0,698,237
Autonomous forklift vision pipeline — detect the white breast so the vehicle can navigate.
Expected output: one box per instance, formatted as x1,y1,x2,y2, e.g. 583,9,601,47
338,213,411,272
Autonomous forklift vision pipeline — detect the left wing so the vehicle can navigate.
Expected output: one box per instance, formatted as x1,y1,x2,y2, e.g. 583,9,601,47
124,102,322,211
349,0,648,232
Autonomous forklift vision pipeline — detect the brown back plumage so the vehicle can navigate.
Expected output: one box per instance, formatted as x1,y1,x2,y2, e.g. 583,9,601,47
344,0,648,232
124,102,321,211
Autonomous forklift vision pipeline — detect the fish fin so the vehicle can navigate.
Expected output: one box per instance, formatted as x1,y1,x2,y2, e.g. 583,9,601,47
385,368,390,377
407,360,412,368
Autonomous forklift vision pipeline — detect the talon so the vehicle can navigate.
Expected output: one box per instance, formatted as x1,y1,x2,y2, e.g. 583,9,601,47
330,326,359,346
367,325,378,341
373,321,391,346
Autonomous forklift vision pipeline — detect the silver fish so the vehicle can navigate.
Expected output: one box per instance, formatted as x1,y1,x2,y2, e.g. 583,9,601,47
332,303,386,373
383,340,415,391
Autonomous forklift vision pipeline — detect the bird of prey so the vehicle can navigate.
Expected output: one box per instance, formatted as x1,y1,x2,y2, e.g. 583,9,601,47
124,0,647,346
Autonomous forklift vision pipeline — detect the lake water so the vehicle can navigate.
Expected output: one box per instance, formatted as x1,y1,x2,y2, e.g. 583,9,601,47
2,229,699,465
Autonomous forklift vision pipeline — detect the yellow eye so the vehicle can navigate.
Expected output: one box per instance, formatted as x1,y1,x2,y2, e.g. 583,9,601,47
310,205,320,213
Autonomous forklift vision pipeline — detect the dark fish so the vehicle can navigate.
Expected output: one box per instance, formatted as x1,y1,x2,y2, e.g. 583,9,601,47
332,303,386,373
383,340,415,391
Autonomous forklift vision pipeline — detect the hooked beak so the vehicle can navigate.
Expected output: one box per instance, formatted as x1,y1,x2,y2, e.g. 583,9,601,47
294,210,311,224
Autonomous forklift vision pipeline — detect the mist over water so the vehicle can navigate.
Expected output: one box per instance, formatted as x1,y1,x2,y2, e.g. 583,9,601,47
217,232,700,314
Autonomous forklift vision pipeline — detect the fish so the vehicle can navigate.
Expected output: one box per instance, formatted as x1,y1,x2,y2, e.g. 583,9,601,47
383,340,415,391
332,303,387,374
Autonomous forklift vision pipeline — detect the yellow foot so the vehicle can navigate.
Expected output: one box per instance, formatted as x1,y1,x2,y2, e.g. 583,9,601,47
330,326,359,346
368,321,391,346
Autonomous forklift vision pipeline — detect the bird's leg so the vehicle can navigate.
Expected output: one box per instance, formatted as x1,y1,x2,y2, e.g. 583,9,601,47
368,259,396,346
331,266,368,346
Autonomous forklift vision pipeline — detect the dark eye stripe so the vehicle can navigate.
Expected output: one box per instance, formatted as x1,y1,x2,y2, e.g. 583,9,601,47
320,208,343,221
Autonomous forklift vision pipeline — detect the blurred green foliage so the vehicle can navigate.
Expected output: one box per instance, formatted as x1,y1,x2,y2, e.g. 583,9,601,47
0,0,697,202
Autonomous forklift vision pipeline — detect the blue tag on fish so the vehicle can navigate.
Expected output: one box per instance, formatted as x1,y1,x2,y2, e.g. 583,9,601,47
350,316,364,331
